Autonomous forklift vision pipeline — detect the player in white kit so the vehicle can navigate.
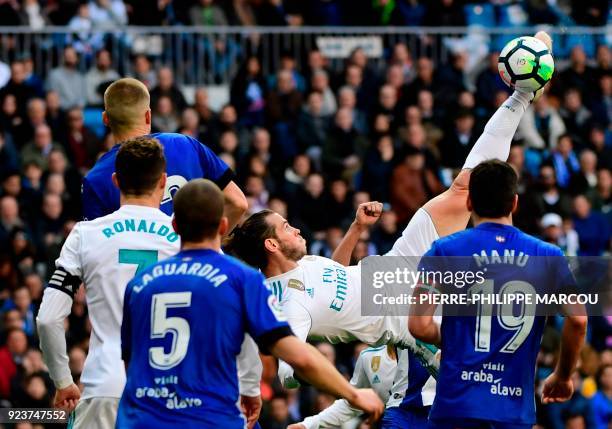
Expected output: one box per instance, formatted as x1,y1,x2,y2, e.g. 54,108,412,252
290,345,398,429
227,31,552,389
36,138,262,429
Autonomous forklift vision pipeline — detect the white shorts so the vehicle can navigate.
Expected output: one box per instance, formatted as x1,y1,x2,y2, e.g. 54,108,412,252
386,208,440,257
71,397,119,429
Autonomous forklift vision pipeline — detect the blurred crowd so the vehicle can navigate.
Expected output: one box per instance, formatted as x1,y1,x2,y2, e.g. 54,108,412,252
0,0,608,28
0,24,610,429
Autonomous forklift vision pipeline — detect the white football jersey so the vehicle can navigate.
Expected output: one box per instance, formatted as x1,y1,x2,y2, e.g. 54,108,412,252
56,205,179,399
266,255,413,348
301,345,397,429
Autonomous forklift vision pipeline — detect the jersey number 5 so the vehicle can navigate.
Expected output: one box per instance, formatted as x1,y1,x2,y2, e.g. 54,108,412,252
149,292,192,370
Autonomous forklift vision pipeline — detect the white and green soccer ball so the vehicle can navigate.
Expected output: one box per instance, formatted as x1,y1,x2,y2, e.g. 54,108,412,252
498,36,555,93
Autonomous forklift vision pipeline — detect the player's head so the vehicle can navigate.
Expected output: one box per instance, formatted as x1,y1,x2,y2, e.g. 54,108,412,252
467,160,518,219
112,136,166,200
173,179,228,244
103,78,151,137
225,210,307,270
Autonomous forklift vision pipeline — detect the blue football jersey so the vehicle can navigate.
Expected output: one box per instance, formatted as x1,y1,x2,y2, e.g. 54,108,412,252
117,249,292,429
82,133,233,220
420,222,574,425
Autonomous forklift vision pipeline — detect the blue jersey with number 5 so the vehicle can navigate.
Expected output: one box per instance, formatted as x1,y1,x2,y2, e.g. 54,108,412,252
420,222,575,425
82,133,233,220
117,249,292,429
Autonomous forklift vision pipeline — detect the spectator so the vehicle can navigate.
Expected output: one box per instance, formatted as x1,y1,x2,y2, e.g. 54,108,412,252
571,0,608,26
46,47,86,109
309,69,336,116
337,85,368,136
131,54,156,89
327,179,353,227
21,57,44,98
569,149,598,198
521,93,566,151
263,394,297,429
266,69,303,159
20,125,64,171
0,132,19,173
151,95,179,133
439,109,477,169
560,88,592,146
389,42,415,84
540,213,579,256
589,73,611,129
370,210,400,255
322,107,367,181
292,173,328,239
61,108,97,174
296,91,330,157
391,147,442,224
0,329,27,399
20,0,47,29
550,134,580,189
44,90,66,139
189,0,228,26
361,134,395,202
572,195,611,256
0,61,37,119
193,87,216,131
230,56,267,127
149,67,187,113
591,364,612,429
14,98,48,145
85,49,120,106
556,46,598,101
89,0,127,28
177,107,200,138
476,52,511,112
67,3,96,54
592,168,611,214
283,153,310,198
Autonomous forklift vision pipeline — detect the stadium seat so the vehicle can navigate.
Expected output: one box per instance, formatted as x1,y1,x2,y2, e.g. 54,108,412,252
565,34,596,58
83,107,106,139
464,3,495,28
497,4,528,27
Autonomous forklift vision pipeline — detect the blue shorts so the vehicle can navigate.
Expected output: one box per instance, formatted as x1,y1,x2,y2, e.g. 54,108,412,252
428,418,532,429
382,406,430,429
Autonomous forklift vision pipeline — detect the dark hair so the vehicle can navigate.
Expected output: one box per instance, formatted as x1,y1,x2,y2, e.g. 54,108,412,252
224,209,276,270
469,160,518,218
173,179,225,242
115,136,166,196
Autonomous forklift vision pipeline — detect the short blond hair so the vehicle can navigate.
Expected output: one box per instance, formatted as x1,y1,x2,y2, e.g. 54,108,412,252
104,78,150,135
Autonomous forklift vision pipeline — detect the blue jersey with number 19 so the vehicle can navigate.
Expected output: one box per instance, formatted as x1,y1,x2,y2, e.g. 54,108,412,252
117,249,292,429
420,222,575,426
82,133,233,220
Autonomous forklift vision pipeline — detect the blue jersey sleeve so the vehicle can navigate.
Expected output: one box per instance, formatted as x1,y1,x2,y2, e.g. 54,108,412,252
121,281,134,366
82,176,107,221
191,136,234,189
417,242,441,283
241,269,292,354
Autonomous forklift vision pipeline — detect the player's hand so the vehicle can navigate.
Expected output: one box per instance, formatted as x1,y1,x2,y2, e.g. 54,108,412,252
355,202,383,229
541,372,574,404
347,388,384,423
240,394,262,429
287,424,306,429
54,383,80,411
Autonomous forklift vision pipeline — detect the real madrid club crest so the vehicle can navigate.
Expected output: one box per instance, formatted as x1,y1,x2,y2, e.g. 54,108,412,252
288,279,305,292
371,355,381,372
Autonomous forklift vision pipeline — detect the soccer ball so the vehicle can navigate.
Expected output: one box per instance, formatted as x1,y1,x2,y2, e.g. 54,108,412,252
498,36,554,93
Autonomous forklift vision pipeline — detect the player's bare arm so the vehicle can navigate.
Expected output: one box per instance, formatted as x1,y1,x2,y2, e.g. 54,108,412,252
541,314,587,404
269,335,384,422
332,201,383,266
408,283,442,347
223,180,249,234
